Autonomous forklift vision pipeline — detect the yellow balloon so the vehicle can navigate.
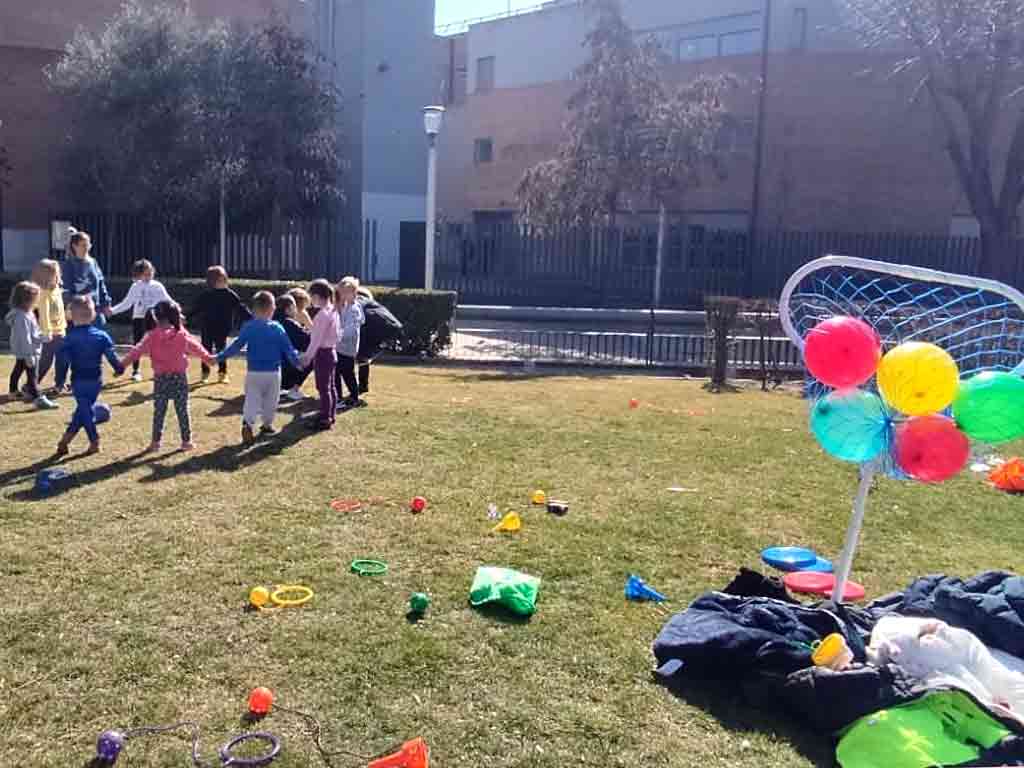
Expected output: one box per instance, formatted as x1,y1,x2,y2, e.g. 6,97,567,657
877,342,959,415
249,586,270,608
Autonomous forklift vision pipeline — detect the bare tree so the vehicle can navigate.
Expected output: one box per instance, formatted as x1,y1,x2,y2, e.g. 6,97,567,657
843,0,1024,278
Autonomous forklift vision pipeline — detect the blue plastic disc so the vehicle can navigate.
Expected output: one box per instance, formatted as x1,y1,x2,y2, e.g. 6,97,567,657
801,556,834,573
761,546,817,572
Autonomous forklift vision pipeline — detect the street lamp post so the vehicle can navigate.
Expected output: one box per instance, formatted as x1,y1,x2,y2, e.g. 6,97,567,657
423,105,445,290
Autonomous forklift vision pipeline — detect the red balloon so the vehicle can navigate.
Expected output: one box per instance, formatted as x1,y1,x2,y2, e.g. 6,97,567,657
895,415,969,483
804,316,881,389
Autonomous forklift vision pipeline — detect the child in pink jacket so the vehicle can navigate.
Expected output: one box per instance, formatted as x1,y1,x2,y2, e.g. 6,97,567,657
120,301,215,452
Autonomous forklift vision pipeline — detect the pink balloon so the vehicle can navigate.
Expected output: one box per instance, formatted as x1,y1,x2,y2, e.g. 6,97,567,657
804,316,881,389
895,415,969,483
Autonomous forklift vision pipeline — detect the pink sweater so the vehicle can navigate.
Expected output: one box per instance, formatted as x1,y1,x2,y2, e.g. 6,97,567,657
123,327,215,375
302,305,340,365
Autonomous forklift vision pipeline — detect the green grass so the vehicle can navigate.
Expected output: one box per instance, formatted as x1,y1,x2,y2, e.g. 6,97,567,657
2,358,1022,767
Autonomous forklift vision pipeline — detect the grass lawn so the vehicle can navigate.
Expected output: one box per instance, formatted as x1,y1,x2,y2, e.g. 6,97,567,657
2,358,1022,767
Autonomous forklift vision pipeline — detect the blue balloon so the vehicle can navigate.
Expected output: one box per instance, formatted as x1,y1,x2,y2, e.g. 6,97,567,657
810,389,890,463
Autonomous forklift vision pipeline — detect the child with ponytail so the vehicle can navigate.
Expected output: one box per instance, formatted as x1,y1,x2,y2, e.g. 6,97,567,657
120,301,216,452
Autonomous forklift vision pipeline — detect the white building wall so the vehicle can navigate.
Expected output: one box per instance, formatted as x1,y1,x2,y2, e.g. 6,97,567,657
362,192,425,282
2,228,49,273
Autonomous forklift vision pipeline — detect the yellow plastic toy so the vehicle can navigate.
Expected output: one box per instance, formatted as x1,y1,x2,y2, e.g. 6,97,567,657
249,586,271,609
876,341,959,415
531,489,546,505
812,633,854,671
249,584,314,610
493,512,522,533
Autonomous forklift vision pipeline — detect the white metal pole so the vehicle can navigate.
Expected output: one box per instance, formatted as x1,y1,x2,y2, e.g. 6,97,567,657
219,177,227,265
831,463,875,602
654,202,666,309
425,135,438,290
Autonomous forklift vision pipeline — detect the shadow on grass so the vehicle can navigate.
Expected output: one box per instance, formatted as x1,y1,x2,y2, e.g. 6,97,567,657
470,604,534,625
657,676,834,767
407,368,631,384
6,450,156,501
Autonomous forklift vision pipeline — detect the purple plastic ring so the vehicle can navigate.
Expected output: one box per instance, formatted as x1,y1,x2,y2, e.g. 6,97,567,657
219,732,281,767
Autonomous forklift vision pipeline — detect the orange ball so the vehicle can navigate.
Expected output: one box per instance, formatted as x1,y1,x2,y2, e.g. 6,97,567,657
248,686,274,716
629,399,640,409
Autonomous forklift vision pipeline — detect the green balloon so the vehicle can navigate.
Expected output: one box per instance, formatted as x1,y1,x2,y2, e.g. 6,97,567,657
953,372,1024,444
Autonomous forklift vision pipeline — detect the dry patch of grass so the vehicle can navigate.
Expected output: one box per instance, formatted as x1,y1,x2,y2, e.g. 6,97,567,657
1,359,1022,767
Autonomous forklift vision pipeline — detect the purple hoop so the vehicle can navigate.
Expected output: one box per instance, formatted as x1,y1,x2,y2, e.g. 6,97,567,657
219,732,281,767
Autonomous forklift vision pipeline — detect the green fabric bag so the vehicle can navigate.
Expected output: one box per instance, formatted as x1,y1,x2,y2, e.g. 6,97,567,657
837,690,1011,768
469,566,541,616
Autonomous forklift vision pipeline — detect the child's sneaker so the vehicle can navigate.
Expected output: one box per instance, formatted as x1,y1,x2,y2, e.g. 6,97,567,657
54,435,71,457
85,441,101,456
34,396,59,410
219,372,231,385
259,425,277,437
200,372,211,385
131,372,143,383
241,423,255,445
180,441,196,452
145,441,162,453
285,387,304,401
21,387,34,402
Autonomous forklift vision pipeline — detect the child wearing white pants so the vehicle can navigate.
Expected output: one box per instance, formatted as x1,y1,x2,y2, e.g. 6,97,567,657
217,291,301,445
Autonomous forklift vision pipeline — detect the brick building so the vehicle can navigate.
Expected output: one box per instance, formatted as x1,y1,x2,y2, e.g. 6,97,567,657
434,0,975,237
0,0,441,277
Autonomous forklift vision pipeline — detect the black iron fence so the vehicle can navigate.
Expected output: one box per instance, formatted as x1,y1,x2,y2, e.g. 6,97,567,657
435,222,1024,309
54,212,371,280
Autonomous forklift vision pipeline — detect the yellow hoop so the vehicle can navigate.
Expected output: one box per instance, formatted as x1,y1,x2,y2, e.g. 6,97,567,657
270,584,314,608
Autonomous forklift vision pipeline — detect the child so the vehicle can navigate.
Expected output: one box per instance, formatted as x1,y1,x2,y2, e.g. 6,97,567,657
108,259,172,382
30,259,68,390
300,279,340,430
217,291,300,444
62,230,112,325
6,281,58,409
191,266,252,384
276,294,312,401
55,296,125,456
286,288,314,330
355,286,402,397
120,301,216,452
333,276,365,410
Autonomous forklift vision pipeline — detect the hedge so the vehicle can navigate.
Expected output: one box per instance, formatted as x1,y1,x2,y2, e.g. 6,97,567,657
1,275,457,356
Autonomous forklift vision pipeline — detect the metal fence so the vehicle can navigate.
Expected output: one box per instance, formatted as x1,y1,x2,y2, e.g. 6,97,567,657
54,212,371,280
435,222,1024,309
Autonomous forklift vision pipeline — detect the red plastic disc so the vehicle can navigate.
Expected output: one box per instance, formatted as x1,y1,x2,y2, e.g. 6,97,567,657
784,571,866,601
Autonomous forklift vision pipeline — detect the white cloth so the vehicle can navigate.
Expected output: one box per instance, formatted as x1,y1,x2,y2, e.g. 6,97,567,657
243,370,281,428
110,279,172,319
868,615,1024,716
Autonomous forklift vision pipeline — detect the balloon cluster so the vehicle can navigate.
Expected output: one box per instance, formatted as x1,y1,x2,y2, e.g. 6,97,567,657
805,316,1024,483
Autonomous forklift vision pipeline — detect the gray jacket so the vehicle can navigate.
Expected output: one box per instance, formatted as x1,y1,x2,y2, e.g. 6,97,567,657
5,308,44,363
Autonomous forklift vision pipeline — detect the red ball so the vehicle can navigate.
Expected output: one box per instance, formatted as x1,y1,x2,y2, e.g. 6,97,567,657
895,415,969,483
410,496,427,513
629,399,640,409
248,687,274,716
804,316,881,390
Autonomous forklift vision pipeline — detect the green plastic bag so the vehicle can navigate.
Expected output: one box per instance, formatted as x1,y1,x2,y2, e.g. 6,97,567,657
469,566,541,616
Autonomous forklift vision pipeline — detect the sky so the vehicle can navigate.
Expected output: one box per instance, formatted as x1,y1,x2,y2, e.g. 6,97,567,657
435,0,539,30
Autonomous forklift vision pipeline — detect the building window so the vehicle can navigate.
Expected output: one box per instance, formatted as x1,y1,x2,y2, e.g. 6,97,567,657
474,138,494,164
791,7,808,50
719,29,762,57
476,56,495,92
678,35,718,61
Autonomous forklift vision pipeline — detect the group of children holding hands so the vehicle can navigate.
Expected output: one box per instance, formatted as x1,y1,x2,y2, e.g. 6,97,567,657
6,228,403,455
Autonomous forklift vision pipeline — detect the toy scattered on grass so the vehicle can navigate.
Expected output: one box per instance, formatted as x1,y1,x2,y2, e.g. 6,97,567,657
486,503,500,520
35,468,72,495
629,398,640,409
546,500,569,516
531,489,546,505
761,547,816,572
369,739,430,768
248,687,275,716
330,498,363,513
812,633,854,671
625,574,667,603
990,458,1024,493
351,559,388,576
469,566,540,617
93,402,112,425
92,722,280,767
492,512,521,533
410,496,427,514
248,585,314,610
784,571,866,602
409,592,431,615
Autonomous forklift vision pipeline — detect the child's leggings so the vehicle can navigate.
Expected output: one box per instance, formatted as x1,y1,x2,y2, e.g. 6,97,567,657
153,373,191,443
9,359,39,398
68,379,102,443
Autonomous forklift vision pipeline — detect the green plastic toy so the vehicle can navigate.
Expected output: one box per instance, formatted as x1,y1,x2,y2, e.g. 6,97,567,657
409,592,431,614
469,566,541,616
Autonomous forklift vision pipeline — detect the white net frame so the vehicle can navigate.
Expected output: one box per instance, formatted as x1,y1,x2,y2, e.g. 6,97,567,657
780,255,1024,601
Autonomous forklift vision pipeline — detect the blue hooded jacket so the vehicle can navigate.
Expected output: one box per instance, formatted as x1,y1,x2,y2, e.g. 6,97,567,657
62,256,111,311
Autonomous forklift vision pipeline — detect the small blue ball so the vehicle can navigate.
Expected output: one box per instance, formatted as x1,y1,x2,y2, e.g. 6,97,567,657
96,729,125,763
93,403,112,425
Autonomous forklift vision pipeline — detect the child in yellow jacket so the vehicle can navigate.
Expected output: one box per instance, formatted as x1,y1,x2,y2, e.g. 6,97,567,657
31,259,68,390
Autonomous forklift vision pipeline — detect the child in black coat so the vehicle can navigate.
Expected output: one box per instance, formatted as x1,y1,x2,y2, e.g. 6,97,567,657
275,294,312,401
190,266,251,384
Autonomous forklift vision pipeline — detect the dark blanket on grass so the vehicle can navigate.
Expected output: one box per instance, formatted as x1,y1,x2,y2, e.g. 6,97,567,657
653,569,1024,744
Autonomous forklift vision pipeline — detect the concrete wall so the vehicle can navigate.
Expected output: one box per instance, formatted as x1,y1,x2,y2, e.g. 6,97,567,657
438,50,966,234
